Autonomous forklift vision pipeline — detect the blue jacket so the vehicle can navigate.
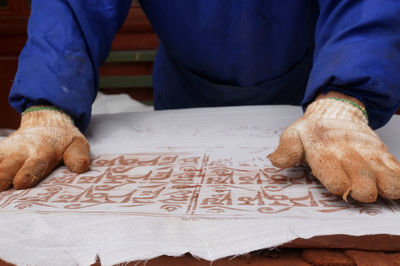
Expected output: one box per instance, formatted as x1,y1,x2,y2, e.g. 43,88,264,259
9,0,400,131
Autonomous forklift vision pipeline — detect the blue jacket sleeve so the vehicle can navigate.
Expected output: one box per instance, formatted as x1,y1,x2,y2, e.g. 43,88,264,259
302,0,400,129
9,0,131,131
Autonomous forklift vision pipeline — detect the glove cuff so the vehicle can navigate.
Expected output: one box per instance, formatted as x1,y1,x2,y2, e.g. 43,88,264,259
327,97,368,121
305,98,369,125
22,106,66,116
21,105,75,128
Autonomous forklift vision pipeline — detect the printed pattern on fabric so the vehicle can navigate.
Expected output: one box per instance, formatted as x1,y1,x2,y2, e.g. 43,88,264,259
0,152,397,218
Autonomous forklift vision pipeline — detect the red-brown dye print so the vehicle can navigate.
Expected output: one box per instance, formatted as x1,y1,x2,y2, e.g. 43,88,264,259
0,153,397,218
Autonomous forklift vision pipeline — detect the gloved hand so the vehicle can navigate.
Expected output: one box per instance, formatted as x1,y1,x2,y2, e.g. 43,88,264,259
0,106,90,191
268,94,400,203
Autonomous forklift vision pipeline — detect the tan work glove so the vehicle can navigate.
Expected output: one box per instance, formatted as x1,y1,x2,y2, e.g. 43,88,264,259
268,95,400,203
0,106,90,191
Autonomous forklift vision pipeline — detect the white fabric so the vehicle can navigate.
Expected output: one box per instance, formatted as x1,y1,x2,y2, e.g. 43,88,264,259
91,92,153,115
0,106,400,266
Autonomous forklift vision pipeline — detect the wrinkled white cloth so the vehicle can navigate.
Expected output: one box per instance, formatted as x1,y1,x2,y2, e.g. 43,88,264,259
91,92,153,115
0,106,400,266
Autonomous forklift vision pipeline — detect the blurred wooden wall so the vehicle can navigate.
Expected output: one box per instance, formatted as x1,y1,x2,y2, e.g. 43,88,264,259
0,0,158,129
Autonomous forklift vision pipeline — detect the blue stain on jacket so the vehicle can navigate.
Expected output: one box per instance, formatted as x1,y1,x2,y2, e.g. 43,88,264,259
9,0,400,131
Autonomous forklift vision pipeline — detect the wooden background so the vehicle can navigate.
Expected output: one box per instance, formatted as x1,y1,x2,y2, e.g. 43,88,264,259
0,0,158,129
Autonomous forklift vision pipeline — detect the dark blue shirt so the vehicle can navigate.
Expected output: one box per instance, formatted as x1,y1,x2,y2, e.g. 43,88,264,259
9,0,400,131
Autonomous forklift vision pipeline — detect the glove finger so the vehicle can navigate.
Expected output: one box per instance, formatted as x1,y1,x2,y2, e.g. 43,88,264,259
268,128,303,168
0,151,5,164
375,169,400,200
0,141,7,163
371,156,400,199
63,137,90,173
306,151,350,196
0,153,27,191
13,150,60,190
341,150,377,203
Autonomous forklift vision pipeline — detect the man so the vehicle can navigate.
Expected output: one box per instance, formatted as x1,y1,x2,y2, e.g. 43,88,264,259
1,0,400,202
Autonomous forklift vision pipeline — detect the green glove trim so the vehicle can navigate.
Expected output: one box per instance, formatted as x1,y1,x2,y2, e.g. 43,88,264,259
328,97,368,122
22,106,66,116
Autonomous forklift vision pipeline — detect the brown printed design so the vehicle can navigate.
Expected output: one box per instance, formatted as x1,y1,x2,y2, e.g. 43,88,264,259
0,153,397,218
